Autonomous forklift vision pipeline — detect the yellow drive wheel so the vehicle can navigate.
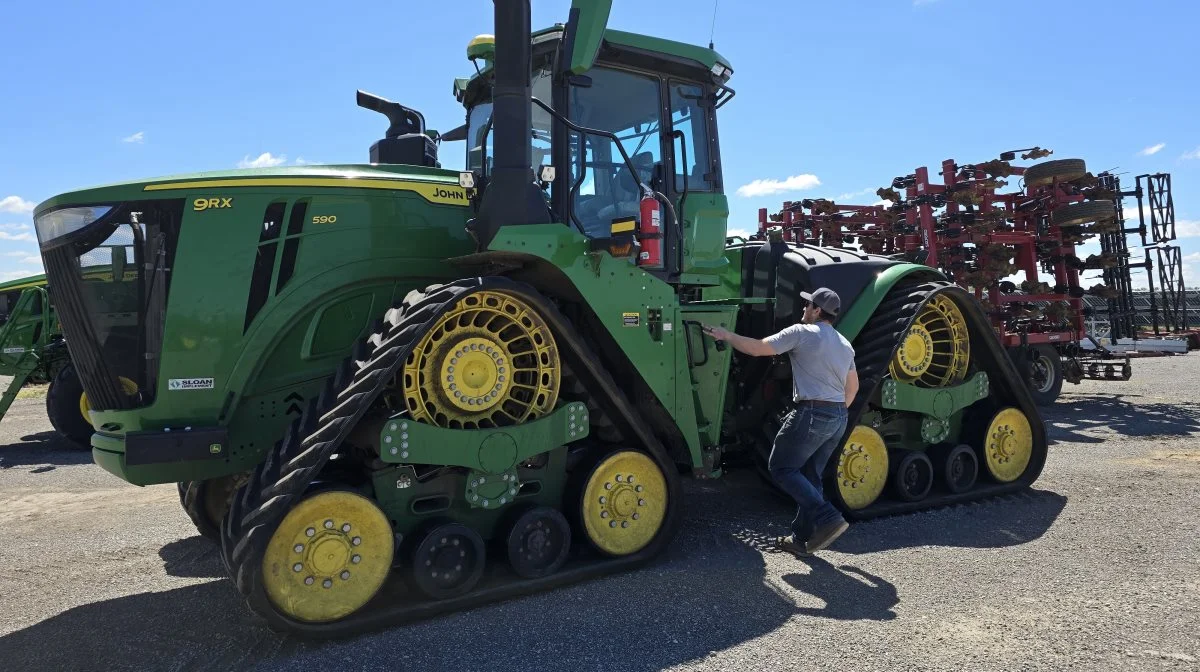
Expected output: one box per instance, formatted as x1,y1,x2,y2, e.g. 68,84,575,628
260,490,393,623
403,290,559,429
835,425,889,510
580,451,667,556
981,407,1033,483
889,293,970,387
79,376,138,425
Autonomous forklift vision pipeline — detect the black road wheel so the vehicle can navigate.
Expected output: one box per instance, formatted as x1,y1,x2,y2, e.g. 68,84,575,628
504,505,571,579
45,363,93,448
1050,201,1116,228
409,521,486,600
179,474,247,542
1027,344,1063,406
1023,158,1086,188
889,451,933,502
938,444,978,494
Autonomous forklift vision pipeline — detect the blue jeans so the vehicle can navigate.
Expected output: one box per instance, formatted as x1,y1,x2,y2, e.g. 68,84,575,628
768,402,849,540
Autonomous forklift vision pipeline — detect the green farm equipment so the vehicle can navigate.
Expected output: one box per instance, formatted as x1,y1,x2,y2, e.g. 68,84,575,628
0,273,95,445
32,0,1046,637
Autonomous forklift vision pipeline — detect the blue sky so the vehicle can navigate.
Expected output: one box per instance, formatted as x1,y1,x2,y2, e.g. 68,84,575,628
2,0,1197,287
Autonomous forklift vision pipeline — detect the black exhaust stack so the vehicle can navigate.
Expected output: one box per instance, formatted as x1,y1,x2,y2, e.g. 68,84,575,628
467,0,552,249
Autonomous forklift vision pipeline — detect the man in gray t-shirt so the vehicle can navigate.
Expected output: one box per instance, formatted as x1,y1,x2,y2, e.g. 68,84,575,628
704,287,859,556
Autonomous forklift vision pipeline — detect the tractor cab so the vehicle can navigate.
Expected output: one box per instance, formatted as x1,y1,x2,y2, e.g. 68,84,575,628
452,19,735,284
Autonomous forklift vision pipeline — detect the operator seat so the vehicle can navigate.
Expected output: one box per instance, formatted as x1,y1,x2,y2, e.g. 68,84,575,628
590,151,655,237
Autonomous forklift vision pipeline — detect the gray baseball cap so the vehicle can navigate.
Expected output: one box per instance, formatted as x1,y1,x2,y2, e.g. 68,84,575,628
800,287,841,315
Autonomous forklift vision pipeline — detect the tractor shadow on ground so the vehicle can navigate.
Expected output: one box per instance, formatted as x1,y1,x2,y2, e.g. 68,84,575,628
159,535,226,579
722,467,1067,556
829,489,1067,556
1042,393,1200,444
0,431,93,471
0,485,835,671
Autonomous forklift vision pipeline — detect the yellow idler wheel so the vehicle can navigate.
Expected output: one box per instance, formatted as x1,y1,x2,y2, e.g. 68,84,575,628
889,293,970,388
982,407,1033,483
79,376,138,425
835,426,889,510
580,451,667,556
403,290,559,429
260,490,393,623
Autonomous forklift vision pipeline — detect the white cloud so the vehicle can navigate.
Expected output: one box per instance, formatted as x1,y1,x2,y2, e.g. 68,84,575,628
830,187,875,202
293,157,317,165
237,152,287,169
122,131,145,144
0,231,35,242
0,223,30,231
1138,143,1165,156
1181,252,1200,284
0,196,35,214
1174,219,1200,238
4,251,28,257
18,256,42,266
1181,146,1200,161
736,174,821,198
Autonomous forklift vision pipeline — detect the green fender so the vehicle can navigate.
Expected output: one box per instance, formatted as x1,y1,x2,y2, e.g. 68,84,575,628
834,263,946,342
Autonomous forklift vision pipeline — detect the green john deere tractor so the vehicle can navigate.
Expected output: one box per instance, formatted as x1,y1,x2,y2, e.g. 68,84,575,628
32,0,1046,637
0,273,97,445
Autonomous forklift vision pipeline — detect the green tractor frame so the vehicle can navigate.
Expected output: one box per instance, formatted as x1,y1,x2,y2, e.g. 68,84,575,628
0,273,95,445
32,0,1046,637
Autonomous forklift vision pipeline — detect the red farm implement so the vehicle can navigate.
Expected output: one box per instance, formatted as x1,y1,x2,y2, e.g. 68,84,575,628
745,149,1192,405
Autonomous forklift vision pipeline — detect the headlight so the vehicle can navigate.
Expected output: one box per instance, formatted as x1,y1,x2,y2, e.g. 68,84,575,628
34,206,112,244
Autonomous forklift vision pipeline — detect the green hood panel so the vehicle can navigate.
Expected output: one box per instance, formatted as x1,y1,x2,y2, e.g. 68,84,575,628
34,164,465,215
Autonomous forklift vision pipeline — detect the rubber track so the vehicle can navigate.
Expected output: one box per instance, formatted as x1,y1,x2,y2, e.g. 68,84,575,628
219,276,682,638
755,278,1048,522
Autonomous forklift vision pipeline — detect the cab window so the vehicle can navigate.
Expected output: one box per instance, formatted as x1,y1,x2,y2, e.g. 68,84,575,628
669,82,714,193
567,68,664,238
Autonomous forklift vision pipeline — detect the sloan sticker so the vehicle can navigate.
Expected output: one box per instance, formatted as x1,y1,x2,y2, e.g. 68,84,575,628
168,377,214,391
3,347,25,354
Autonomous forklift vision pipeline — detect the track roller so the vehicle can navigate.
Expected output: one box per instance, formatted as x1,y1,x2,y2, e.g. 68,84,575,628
834,425,889,510
934,444,978,494
980,407,1033,483
504,505,571,579
889,451,933,502
259,489,394,624
410,521,486,600
578,449,668,557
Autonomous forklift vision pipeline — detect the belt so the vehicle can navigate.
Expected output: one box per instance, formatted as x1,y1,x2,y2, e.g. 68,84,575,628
796,399,844,408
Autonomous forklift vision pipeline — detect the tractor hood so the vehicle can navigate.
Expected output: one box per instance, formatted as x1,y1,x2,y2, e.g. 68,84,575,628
33,164,464,217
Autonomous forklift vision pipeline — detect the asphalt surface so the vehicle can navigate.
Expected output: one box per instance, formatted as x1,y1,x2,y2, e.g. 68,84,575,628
1,356,1198,672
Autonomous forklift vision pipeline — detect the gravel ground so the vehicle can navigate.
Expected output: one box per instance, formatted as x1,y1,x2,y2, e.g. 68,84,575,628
1,356,1198,672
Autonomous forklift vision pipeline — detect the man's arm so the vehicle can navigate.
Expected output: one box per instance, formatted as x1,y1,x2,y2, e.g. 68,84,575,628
844,368,859,407
701,324,779,357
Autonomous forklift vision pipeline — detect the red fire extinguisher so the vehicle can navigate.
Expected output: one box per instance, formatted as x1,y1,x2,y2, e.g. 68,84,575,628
637,188,662,268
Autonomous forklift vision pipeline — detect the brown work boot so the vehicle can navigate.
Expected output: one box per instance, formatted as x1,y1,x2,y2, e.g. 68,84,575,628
776,534,812,558
804,519,849,553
